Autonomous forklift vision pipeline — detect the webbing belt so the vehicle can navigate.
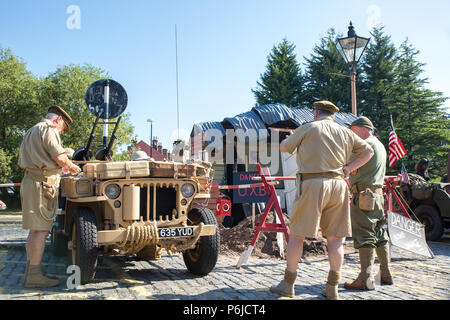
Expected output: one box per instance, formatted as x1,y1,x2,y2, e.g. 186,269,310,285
25,170,59,185
301,172,344,181
350,184,383,195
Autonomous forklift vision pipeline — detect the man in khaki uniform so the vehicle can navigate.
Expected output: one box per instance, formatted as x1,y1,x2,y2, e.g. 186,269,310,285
19,105,81,288
270,101,374,300
344,116,393,291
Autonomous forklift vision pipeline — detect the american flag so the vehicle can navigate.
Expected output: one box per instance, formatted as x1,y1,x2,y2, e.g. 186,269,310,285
401,163,410,184
389,116,406,168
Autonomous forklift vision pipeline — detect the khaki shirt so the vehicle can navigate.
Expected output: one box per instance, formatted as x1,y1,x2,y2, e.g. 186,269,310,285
283,115,372,177
349,136,387,188
18,119,66,174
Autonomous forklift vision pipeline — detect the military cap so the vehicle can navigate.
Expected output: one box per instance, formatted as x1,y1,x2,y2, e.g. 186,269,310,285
313,100,339,113
350,116,374,129
48,105,73,131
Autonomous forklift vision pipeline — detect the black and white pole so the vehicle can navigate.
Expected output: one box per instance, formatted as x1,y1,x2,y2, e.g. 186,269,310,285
103,80,110,147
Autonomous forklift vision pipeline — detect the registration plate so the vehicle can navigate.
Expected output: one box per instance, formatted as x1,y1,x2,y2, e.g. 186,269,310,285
158,227,194,238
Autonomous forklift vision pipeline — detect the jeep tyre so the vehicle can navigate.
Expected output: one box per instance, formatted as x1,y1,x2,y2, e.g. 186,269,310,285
71,207,98,284
414,204,444,241
183,208,219,276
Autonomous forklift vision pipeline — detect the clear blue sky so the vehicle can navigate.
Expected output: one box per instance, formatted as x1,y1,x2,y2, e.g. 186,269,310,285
1,0,449,151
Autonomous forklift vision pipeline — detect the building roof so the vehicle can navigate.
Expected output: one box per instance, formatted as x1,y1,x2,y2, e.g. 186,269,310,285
223,110,268,131
252,104,299,128
190,104,358,137
191,121,226,138
333,112,359,127
134,140,166,161
290,107,358,127
222,110,268,142
290,107,314,126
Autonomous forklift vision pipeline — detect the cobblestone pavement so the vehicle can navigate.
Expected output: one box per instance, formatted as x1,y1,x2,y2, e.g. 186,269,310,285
0,214,449,300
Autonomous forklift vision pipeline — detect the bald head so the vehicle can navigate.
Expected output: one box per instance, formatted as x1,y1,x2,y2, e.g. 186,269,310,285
45,113,67,134
46,113,59,120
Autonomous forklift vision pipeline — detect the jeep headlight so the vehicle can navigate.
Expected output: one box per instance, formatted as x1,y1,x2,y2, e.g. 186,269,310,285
105,184,121,199
181,183,195,198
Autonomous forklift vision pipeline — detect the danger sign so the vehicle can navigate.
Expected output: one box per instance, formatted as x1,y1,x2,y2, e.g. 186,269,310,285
387,211,433,258
233,171,270,204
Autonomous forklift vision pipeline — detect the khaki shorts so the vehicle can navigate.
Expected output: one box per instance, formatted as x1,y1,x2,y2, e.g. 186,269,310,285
289,178,351,238
20,175,59,232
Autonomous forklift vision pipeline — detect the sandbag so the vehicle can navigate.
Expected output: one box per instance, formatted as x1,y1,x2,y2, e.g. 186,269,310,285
149,161,196,178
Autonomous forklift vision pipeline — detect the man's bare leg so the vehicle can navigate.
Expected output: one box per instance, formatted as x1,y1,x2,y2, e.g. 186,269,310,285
24,230,59,287
26,230,48,265
286,235,305,272
327,236,344,271
322,236,344,300
270,235,304,297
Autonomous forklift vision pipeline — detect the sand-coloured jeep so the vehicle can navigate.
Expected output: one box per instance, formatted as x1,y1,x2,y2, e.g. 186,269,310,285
51,157,219,284
50,79,219,283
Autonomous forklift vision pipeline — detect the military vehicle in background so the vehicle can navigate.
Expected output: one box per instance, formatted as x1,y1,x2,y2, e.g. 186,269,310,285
400,173,450,241
50,79,219,283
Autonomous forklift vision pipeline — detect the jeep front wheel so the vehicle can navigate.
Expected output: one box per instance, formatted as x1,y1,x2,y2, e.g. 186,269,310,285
183,208,219,276
414,204,444,241
71,207,98,284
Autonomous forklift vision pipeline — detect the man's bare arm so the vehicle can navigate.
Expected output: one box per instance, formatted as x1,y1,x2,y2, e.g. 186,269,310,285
343,147,374,177
53,153,81,174
280,140,288,153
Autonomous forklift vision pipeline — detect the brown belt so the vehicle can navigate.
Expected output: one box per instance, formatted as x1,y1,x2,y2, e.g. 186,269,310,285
301,172,344,181
350,184,383,195
25,170,59,185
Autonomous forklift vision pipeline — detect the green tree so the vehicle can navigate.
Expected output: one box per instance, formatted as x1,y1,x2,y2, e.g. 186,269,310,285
388,39,449,178
113,143,141,161
40,64,135,157
303,29,360,112
0,48,135,182
0,148,12,183
252,38,304,107
359,27,398,137
0,48,42,181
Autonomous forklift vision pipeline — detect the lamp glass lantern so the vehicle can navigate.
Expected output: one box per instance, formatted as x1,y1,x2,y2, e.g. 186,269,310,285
336,22,370,72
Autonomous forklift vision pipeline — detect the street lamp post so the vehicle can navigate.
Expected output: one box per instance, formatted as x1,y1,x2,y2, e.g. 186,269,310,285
336,22,370,116
147,119,153,158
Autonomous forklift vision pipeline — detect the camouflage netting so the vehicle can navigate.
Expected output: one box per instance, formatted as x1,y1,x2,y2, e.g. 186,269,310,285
401,173,434,201
219,211,328,259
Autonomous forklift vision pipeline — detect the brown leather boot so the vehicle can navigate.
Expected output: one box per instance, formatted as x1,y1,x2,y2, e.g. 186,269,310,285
270,269,297,298
376,245,393,285
322,270,341,300
344,247,376,290
24,264,59,288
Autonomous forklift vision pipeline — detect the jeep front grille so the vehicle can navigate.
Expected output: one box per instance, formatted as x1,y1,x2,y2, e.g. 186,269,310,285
138,183,178,222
